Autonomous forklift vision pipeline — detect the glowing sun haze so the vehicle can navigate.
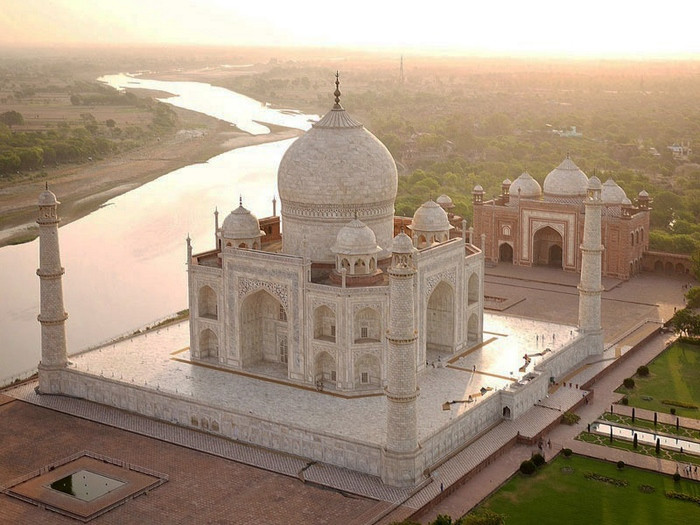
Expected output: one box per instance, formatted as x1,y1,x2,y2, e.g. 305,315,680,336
1,0,698,58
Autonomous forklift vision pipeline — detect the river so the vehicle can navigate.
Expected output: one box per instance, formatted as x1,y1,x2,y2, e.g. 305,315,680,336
0,74,317,386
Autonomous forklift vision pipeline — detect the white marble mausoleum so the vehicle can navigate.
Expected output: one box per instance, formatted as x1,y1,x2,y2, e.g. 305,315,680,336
36,77,606,487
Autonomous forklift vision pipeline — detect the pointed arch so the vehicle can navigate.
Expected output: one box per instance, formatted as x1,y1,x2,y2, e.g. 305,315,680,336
314,305,336,342
499,242,513,263
427,281,455,354
239,289,287,367
468,273,479,304
198,285,217,319
354,307,381,343
533,226,563,268
314,351,336,385
354,353,381,388
199,328,219,359
468,313,479,344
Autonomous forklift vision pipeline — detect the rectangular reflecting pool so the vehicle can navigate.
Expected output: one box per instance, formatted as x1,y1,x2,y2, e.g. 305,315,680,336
49,470,125,502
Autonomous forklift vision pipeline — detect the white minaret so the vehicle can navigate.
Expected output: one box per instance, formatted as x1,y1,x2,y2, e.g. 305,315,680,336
37,185,68,394
578,176,604,354
383,231,422,486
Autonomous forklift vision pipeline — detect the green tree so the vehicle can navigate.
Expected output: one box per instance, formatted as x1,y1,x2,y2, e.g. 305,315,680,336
0,110,24,128
686,286,700,309
105,118,116,128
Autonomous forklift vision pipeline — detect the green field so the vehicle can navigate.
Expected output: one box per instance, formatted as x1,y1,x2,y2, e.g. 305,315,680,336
616,342,700,418
472,455,700,524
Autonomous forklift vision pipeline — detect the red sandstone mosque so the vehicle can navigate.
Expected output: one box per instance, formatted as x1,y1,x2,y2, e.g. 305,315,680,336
471,155,651,279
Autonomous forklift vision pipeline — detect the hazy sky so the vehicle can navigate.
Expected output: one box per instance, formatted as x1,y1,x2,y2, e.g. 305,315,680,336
1,0,698,58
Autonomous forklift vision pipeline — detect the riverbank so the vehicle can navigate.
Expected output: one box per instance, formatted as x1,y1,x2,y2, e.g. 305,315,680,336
0,105,302,248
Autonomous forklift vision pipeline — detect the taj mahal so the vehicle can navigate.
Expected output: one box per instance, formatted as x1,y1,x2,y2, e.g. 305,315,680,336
35,77,606,487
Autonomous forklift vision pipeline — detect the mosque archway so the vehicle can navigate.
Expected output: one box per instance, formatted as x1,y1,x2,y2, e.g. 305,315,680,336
654,260,663,272
499,243,513,263
198,285,217,319
533,226,563,268
502,406,511,419
427,281,454,354
239,289,287,368
199,329,219,359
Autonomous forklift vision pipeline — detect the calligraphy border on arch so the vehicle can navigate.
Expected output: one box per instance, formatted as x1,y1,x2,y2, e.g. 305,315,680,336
238,277,289,310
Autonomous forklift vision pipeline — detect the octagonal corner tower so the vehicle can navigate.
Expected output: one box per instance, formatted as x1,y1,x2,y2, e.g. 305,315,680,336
277,86,398,262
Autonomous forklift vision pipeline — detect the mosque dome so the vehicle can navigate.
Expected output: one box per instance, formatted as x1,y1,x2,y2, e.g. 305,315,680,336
621,197,632,206
601,179,627,204
277,75,397,262
588,175,602,191
510,172,542,198
411,200,451,232
543,156,589,198
331,219,381,256
391,231,414,253
436,194,454,209
221,202,262,239
38,188,59,206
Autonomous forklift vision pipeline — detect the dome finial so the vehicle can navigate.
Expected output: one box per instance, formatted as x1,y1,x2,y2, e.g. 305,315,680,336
239,195,243,207
45,181,49,190
566,152,570,159
333,71,342,109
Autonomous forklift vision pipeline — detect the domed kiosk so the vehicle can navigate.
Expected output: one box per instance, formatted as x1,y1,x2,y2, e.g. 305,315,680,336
278,74,397,262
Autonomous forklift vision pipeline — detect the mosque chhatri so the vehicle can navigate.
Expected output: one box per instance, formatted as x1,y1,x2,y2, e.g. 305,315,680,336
36,77,606,487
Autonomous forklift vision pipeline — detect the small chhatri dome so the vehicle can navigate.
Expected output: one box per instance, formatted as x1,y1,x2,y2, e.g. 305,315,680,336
391,231,414,254
543,155,589,197
510,171,542,198
38,184,59,206
436,194,454,209
621,197,632,206
410,200,451,232
221,201,262,239
601,178,628,204
587,175,602,190
502,178,512,185
638,189,649,197
331,218,381,256
472,184,484,193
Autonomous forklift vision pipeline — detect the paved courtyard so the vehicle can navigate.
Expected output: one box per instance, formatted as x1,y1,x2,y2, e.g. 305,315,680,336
64,311,576,445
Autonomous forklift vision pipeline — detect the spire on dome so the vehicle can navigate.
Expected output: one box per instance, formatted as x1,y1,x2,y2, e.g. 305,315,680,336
334,71,342,109
239,195,243,207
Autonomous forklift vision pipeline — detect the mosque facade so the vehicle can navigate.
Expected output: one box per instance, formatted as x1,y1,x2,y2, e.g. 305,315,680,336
472,157,651,280
36,79,606,487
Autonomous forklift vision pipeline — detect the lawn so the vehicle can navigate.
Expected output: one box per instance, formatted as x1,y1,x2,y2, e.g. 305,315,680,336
471,454,700,525
616,341,700,418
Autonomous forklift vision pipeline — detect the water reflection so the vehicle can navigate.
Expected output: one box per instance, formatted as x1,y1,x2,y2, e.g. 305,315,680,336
0,139,298,384
1,75,318,385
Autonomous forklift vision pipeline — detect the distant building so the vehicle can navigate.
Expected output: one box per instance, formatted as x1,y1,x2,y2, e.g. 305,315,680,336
472,155,651,280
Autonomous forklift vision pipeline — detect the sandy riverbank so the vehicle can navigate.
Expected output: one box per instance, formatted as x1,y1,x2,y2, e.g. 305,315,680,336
0,105,302,247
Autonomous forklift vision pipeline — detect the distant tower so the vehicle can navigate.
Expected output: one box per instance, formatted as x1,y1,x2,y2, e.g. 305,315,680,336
383,231,422,486
36,185,68,394
400,55,405,84
578,176,604,354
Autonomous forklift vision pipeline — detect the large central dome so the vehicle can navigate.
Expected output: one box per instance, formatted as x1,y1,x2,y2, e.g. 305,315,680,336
278,77,398,262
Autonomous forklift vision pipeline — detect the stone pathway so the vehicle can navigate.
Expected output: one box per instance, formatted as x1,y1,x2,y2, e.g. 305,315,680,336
412,330,686,524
